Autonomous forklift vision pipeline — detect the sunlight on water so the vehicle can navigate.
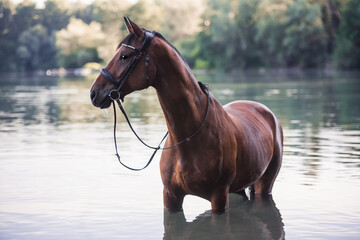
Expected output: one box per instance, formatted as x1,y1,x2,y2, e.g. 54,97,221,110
0,72,359,239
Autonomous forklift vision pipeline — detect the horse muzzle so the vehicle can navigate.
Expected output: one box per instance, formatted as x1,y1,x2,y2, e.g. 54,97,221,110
90,89,112,109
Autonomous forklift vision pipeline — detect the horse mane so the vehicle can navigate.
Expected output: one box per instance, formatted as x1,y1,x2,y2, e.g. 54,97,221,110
153,32,190,68
153,31,209,93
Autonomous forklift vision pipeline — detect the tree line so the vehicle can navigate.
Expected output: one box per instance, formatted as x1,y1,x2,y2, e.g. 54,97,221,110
0,0,359,72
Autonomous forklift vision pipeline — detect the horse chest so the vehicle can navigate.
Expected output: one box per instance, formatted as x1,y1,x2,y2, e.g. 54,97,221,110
160,122,237,197
164,149,226,194
175,162,215,195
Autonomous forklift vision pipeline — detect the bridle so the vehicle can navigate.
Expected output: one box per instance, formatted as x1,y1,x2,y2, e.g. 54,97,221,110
99,29,210,171
100,30,156,103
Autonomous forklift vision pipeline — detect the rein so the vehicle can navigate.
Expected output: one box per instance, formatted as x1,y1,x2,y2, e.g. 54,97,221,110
100,29,210,171
112,88,209,171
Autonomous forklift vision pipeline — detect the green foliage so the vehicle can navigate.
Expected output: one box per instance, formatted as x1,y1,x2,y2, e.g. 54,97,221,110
11,1,40,38
40,0,70,33
0,0,358,72
233,0,264,68
333,0,360,69
58,48,101,69
0,0,69,71
16,24,58,71
257,0,327,68
187,0,330,69
0,1,12,36
0,0,16,71
56,18,104,68
186,0,250,70
73,3,101,24
317,0,342,54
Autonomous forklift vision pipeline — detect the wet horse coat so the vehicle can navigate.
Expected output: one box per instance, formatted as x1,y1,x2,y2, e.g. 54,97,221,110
90,18,283,213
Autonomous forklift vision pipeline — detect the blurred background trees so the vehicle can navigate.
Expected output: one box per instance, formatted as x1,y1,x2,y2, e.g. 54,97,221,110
333,0,360,69
56,17,104,68
0,0,358,72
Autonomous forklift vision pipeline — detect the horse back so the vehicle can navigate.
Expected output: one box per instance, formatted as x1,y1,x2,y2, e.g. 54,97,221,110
223,100,279,142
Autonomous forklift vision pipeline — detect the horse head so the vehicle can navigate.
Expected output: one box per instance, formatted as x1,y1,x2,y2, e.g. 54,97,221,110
90,17,157,108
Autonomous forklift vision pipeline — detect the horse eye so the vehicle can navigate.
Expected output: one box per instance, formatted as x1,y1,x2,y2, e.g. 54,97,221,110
120,54,128,61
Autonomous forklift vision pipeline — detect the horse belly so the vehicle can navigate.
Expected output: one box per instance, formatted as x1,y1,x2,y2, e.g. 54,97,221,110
230,137,274,192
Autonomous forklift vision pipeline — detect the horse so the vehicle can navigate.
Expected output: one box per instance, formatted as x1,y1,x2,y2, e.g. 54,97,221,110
90,17,283,213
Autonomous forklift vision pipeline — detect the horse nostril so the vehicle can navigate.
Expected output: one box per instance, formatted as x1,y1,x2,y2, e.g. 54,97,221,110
90,90,97,101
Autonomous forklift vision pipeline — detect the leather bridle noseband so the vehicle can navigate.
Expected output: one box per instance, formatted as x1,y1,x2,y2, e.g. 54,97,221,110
100,30,156,103
99,29,210,171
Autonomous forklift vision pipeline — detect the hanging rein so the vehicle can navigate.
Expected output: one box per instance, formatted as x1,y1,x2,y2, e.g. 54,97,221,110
100,30,210,171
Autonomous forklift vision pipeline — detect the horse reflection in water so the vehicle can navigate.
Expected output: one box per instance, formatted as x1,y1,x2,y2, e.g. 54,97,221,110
90,17,283,213
164,195,284,240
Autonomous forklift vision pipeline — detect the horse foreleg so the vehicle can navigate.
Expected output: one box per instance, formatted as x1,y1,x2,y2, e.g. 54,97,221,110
210,186,230,213
163,188,185,212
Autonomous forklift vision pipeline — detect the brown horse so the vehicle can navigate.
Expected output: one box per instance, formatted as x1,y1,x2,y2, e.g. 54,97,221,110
90,17,283,213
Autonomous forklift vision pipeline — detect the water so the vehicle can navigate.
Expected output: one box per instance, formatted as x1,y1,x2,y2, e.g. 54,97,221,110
0,71,359,239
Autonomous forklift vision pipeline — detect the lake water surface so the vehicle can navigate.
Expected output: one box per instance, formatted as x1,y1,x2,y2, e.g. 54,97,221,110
0,71,359,239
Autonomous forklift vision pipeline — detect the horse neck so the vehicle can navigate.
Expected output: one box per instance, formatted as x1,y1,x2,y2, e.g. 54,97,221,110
153,42,208,141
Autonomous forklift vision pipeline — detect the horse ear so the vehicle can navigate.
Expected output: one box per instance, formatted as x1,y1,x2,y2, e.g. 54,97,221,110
124,17,143,38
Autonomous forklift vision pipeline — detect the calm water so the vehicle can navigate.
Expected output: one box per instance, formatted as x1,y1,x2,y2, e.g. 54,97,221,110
0,71,359,239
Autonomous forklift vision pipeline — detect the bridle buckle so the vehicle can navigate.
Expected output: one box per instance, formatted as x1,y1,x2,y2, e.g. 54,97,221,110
109,89,121,101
